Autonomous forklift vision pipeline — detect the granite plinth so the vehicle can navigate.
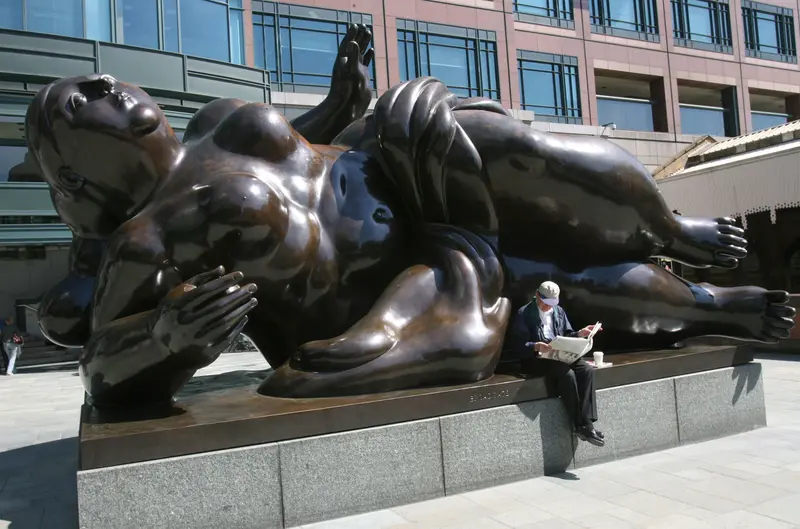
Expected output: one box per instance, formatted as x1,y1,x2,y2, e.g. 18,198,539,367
675,362,766,443
440,398,573,495
79,345,754,470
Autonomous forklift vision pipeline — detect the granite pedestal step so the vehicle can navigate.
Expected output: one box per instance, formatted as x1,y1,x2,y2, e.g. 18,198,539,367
76,346,766,529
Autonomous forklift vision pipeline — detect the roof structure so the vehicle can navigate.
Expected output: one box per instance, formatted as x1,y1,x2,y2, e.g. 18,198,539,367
684,119,800,168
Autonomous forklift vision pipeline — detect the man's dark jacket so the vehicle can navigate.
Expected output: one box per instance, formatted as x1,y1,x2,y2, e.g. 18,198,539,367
505,302,578,361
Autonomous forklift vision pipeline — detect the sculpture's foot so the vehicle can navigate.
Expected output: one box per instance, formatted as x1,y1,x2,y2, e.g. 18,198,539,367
703,285,795,341
666,216,747,269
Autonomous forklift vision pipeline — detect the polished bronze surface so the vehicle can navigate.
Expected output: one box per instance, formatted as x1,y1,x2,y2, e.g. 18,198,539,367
30,26,793,405
79,345,754,470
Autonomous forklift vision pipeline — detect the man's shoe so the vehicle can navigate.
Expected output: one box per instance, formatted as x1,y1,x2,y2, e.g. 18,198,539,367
576,425,605,447
595,429,604,439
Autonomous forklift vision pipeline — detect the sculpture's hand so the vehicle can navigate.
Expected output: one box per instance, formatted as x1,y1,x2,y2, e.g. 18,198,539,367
330,23,373,119
151,266,258,363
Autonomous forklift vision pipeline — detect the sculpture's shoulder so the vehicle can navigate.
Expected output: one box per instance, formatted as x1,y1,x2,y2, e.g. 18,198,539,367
212,102,303,162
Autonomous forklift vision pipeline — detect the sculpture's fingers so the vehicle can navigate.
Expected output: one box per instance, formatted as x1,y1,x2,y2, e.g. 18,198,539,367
339,24,358,54
182,272,244,310
357,27,372,54
189,284,257,325
186,266,225,287
346,41,360,74
200,299,257,341
363,48,374,67
206,316,250,358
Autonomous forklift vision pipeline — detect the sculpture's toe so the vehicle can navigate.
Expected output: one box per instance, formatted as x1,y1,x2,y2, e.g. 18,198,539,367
761,291,796,341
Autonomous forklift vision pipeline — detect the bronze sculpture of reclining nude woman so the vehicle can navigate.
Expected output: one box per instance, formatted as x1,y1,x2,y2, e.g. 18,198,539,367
28,33,794,407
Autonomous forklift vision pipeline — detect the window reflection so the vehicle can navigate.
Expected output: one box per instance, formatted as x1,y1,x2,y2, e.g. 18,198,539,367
597,97,654,132
119,0,159,49
27,0,83,37
181,0,229,62
398,21,500,100
680,105,726,136
514,0,573,21
590,0,659,35
672,0,732,50
164,0,180,53
743,2,797,61
85,0,112,41
254,8,374,92
0,145,28,183
518,55,581,123
0,1,23,30
752,111,788,131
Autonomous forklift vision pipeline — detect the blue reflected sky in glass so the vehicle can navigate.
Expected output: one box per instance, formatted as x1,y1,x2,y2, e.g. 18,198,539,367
597,97,654,131
0,1,23,30
398,30,417,81
85,0,112,41
515,0,556,17
229,8,245,64
609,0,637,29
281,26,339,86
687,0,713,43
420,38,472,93
680,106,726,135
0,145,26,183
163,0,179,52
27,0,83,37
521,67,558,114
752,112,788,131
756,13,779,52
180,0,229,62
119,0,158,49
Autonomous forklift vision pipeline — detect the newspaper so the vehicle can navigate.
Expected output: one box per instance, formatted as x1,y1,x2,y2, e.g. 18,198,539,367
527,322,602,364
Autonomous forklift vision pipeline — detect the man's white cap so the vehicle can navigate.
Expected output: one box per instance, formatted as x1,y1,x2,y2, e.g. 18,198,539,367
537,281,560,306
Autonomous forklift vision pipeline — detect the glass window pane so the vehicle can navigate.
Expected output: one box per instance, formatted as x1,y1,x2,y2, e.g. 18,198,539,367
119,0,159,49
687,1,713,43
521,67,558,114
180,0,230,62
0,145,26,183
230,9,245,64
265,24,277,76
609,0,637,28
597,97,654,131
0,1,23,30
423,43,471,89
27,0,83,37
254,24,266,69
756,13,779,51
516,0,557,17
283,27,338,85
752,112,788,131
164,0,179,52
85,0,112,41
680,106,726,136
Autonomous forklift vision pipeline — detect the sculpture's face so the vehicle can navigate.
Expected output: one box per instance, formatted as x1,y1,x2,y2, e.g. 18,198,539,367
26,74,174,238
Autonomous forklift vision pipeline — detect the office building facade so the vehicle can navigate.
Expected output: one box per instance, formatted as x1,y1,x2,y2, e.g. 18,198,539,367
0,0,798,321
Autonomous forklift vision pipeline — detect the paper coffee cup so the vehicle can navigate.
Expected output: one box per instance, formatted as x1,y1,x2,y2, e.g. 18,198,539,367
593,351,604,365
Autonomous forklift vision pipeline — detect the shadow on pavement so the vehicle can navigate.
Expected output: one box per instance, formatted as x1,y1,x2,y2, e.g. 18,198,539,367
0,438,78,529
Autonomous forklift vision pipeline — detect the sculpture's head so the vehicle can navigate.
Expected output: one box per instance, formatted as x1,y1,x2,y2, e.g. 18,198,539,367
25,74,180,238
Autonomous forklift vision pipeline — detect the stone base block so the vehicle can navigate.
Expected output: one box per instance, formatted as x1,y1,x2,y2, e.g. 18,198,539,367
77,362,766,529
675,362,766,444
440,398,573,495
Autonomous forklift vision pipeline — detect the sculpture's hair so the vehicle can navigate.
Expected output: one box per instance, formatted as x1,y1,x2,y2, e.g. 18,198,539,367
372,77,508,230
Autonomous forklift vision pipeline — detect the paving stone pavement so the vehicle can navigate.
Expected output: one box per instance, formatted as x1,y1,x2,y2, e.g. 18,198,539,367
3,353,800,529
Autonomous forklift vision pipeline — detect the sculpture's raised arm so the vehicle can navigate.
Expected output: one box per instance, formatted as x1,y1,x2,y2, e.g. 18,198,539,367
288,24,374,144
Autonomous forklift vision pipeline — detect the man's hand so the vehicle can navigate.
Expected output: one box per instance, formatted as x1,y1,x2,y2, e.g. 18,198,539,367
578,324,602,338
534,342,553,355
329,24,374,120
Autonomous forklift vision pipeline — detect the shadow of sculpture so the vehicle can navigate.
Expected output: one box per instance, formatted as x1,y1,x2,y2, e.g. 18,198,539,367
28,28,795,407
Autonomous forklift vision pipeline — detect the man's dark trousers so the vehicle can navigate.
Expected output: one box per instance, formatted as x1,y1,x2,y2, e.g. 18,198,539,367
522,357,597,428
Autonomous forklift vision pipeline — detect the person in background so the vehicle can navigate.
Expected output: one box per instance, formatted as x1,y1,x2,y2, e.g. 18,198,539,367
1,317,22,376
510,281,605,446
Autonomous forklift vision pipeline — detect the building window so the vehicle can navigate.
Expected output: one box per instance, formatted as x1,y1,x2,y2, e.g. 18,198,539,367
397,19,500,100
752,111,788,130
0,144,27,183
678,84,738,137
0,0,90,38
743,1,797,63
590,0,659,41
513,0,575,29
597,96,655,131
116,0,245,63
518,51,581,124
672,0,732,53
253,2,375,94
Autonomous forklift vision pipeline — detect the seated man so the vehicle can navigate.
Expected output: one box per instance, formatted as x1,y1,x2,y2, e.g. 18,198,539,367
510,281,605,447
